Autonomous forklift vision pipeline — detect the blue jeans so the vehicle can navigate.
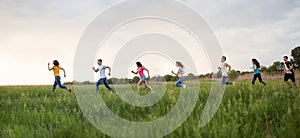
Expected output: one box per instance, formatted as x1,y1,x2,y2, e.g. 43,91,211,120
221,76,233,86
96,77,113,92
175,76,185,87
53,76,67,92
252,73,266,85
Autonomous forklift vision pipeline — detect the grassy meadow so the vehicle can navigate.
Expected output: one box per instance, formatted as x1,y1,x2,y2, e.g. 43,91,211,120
0,80,300,138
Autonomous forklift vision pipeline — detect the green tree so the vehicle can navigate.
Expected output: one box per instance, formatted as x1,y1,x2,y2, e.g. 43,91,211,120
216,71,222,78
164,74,173,82
291,46,300,69
267,61,284,73
260,66,267,72
132,76,140,84
186,73,198,80
228,70,240,80
199,74,206,80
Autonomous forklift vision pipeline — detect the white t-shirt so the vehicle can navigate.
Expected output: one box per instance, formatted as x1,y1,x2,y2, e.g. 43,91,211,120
220,62,228,77
98,65,107,78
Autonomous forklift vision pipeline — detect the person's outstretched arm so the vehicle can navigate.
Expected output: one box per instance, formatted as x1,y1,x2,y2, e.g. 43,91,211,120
92,67,99,73
171,70,178,76
131,70,138,74
48,63,53,71
60,67,66,77
288,63,293,71
106,66,111,76
250,65,256,71
144,68,150,78
226,63,231,74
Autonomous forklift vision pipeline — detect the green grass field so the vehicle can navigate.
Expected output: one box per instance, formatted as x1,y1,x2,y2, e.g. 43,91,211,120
0,80,300,138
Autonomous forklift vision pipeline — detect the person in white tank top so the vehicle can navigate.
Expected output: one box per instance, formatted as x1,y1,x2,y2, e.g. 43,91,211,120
218,56,233,87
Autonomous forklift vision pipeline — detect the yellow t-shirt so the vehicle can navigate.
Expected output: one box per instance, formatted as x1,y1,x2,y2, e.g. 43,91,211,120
53,66,60,76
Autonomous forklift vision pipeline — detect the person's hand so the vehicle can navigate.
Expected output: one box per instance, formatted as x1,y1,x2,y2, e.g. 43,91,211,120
48,62,50,66
218,67,221,70
64,74,66,78
108,73,111,76
148,75,150,79
92,67,95,70
131,70,135,73
171,71,174,74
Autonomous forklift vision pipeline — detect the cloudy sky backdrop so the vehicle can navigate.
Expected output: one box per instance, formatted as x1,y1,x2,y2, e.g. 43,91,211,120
0,0,299,85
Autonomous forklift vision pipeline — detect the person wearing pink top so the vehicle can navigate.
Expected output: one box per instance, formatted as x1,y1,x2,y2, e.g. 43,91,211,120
131,62,153,93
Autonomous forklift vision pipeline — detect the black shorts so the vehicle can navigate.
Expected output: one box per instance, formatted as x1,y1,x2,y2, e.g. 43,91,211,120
284,73,295,82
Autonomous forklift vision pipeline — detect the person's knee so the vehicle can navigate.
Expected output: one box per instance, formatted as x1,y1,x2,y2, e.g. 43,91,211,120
105,84,111,89
58,85,65,88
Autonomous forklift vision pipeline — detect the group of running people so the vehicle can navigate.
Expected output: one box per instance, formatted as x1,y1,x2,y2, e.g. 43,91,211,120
48,59,185,93
48,55,297,93
219,56,297,87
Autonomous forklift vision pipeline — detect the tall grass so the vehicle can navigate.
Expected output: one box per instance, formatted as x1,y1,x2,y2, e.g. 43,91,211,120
0,80,299,137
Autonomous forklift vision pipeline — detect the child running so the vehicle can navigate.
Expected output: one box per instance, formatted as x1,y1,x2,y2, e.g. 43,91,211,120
171,61,186,88
131,62,153,93
92,59,115,93
218,56,233,87
250,58,266,86
48,60,72,93
283,56,297,87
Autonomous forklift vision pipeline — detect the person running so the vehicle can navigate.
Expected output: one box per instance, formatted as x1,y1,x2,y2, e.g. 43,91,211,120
171,61,186,88
48,60,72,93
131,62,153,92
218,56,233,87
250,58,266,86
283,56,297,87
92,59,115,93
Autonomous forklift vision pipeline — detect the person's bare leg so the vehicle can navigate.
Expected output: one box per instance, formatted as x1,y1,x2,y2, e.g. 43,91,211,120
285,81,291,87
137,80,142,92
144,81,152,91
293,82,297,87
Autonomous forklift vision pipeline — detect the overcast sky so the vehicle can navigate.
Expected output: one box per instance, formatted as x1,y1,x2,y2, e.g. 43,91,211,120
0,0,299,85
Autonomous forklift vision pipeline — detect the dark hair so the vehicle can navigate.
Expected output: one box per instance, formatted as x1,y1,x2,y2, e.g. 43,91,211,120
53,60,59,66
222,56,227,61
252,58,260,68
176,61,184,68
283,56,288,60
98,59,102,62
136,62,142,67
